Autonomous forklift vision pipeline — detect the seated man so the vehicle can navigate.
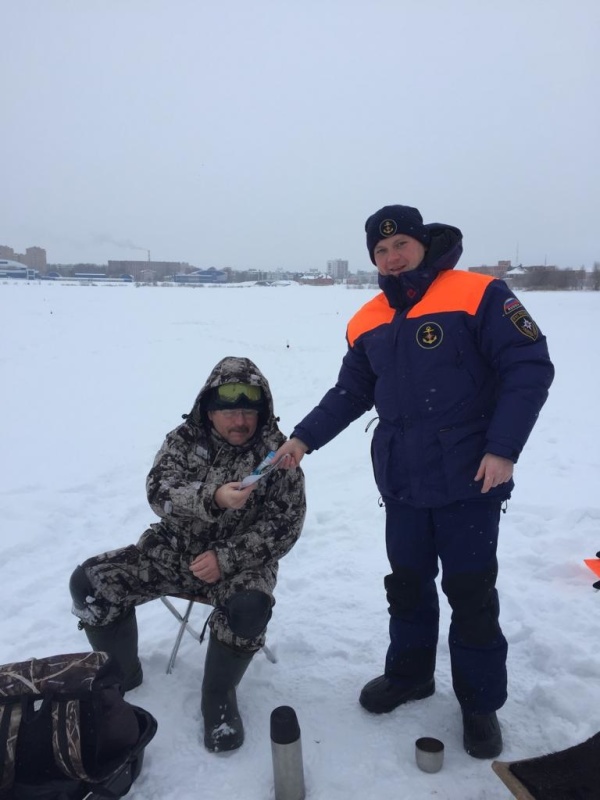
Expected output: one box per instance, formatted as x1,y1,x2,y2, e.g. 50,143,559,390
69,356,306,753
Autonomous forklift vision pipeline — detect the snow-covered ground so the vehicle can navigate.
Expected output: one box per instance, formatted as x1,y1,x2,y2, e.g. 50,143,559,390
1,281,598,799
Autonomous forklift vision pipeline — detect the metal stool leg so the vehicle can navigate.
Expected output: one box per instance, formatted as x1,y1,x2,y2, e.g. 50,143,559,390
262,642,277,664
160,595,277,671
164,598,195,674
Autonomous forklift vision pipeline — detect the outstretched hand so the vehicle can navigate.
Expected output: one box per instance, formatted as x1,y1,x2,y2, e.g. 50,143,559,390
475,454,514,493
274,438,309,468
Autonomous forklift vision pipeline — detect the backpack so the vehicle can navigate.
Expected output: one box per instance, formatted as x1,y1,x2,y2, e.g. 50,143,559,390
0,651,157,800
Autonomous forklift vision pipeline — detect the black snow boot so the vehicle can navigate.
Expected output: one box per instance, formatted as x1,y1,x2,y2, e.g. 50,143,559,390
201,634,254,752
462,710,503,759
359,675,435,714
82,608,143,692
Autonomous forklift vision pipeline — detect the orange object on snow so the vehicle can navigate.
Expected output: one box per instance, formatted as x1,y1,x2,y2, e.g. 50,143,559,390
584,558,600,577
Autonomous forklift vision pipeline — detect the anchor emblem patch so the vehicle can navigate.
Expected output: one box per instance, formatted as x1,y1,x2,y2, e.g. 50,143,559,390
416,322,443,349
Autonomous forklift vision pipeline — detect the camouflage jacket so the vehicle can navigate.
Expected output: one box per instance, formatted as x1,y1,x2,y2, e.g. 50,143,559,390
145,357,306,579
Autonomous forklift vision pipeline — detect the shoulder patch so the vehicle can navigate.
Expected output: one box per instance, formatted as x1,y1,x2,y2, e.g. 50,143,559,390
503,297,523,315
510,309,539,341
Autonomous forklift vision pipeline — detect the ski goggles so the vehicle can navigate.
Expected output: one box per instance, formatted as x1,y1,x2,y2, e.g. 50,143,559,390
216,383,263,404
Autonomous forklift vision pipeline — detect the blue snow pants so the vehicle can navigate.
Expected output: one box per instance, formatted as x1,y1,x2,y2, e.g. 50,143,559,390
383,499,508,714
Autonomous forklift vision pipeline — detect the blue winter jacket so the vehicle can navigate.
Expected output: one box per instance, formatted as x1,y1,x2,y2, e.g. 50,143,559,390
292,226,554,508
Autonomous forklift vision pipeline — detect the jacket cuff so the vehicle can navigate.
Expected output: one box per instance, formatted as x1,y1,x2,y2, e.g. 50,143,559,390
485,444,519,463
198,483,224,520
213,543,237,578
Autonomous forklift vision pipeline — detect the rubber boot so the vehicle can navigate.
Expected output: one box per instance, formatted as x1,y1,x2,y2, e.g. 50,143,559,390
462,710,503,759
82,608,143,692
201,634,254,752
359,675,435,714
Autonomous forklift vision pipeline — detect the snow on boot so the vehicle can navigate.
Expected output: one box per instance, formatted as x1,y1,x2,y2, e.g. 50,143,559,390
201,634,254,752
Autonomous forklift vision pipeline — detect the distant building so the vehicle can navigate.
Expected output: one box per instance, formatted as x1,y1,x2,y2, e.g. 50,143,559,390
173,267,227,284
108,260,191,281
0,245,47,270
297,274,334,286
469,262,559,290
0,259,38,279
505,264,559,290
327,259,349,281
24,247,47,270
346,269,378,286
468,261,511,278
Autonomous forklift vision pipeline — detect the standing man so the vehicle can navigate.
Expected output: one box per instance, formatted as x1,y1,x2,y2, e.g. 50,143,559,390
274,205,554,758
70,356,306,753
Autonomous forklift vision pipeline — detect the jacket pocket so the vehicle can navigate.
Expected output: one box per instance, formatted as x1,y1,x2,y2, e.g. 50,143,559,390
437,419,488,498
371,423,410,501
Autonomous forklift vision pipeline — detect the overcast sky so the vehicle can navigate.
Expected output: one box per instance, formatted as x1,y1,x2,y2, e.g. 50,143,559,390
2,0,598,271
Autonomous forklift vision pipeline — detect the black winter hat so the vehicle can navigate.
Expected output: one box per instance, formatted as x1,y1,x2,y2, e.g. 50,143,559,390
365,205,431,265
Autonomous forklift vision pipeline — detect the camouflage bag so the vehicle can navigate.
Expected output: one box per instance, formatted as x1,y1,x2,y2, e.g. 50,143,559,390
0,651,157,800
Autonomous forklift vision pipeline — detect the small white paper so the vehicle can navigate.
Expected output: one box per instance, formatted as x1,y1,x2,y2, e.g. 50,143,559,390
238,458,282,489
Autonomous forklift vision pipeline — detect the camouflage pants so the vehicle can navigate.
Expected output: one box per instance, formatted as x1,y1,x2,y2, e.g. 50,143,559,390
74,525,277,652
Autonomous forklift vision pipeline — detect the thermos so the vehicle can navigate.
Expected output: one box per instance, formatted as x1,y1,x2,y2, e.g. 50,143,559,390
270,706,306,800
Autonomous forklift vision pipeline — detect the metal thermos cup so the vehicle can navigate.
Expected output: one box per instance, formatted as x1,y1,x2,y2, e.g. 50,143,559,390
415,736,445,773
270,706,306,800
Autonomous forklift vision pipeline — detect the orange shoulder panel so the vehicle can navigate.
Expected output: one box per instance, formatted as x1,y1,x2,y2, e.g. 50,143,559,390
406,270,495,318
346,272,495,345
347,292,394,347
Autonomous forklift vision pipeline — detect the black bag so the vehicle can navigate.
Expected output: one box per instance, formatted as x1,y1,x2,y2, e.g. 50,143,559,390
0,651,157,800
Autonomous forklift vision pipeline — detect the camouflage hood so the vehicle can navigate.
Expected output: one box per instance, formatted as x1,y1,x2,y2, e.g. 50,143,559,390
188,356,278,440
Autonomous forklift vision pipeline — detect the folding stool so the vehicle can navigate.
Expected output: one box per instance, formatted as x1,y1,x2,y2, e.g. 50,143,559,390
160,594,277,674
